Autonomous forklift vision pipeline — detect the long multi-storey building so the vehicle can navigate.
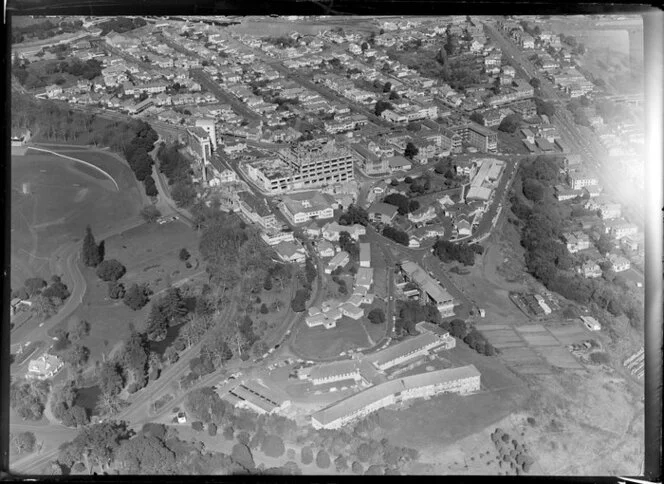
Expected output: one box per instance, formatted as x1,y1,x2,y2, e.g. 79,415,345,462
311,365,481,430
245,138,354,194
467,123,498,153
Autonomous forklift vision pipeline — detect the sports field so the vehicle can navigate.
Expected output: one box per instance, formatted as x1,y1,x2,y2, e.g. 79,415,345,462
10,149,144,288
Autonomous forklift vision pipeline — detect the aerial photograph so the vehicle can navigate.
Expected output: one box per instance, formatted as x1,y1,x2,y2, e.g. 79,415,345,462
9,14,647,476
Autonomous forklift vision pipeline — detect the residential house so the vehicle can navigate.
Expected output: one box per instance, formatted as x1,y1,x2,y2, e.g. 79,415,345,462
322,222,366,241
325,251,350,274
408,206,437,225
562,231,591,253
578,261,602,278
317,239,337,258
368,202,399,224
274,241,307,264
607,253,631,273
27,354,63,379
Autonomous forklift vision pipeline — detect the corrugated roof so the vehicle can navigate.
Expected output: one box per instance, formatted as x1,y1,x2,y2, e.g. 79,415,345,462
312,365,480,426
309,360,360,381
368,332,442,368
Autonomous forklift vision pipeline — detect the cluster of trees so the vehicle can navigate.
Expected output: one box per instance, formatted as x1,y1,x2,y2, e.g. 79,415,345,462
10,432,37,455
534,97,556,118
490,428,535,474
51,380,89,428
51,319,91,368
145,286,191,342
374,100,394,116
498,114,523,134
264,35,299,48
433,240,481,266
382,226,409,246
396,300,441,334
14,58,103,88
11,93,152,153
338,231,359,259
511,157,636,326
98,17,147,36
339,204,369,226
441,319,496,356
406,175,431,195
383,193,419,216
157,143,197,207
10,378,51,420
123,121,159,197
367,308,386,324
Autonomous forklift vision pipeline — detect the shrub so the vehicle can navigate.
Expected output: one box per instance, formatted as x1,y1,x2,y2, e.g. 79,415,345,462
127,383,139,394
72,462,86,473
192,421,204,432
301,446,313,465
208,422,217,436
367,308,385,324
261,434,285,458
96,259,127,282
108,282,125,299
260,303,268,314
527,417,536,426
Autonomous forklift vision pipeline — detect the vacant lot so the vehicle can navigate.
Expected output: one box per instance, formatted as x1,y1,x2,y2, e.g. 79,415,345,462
10,149,143,288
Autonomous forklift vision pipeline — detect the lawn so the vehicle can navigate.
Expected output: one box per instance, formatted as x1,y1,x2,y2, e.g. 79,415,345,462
249,285,294,348
10,150,143,288
291,316,374,360
49,219,203,368
102,219,203,292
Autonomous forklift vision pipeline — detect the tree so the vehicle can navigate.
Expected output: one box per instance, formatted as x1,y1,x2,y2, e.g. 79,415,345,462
96,260,127,282
595,233,613,255
24,277,47,296
146,303,169,342
529,78,541,89
316,449,331,469
382,226,409,246
367,308,385,324
389,90,400,100
374,100,393,116
98,361,125,397
404,142,419,160
12,432,37,454
261,434,285,458
62,344,90,368
259,303,269,314
179,248,191,261
498,114,522,134
231,443,255,471
140,205,161,224
534,98,556,117
301,446,313,465
352,461,364,474
291,289,309,312
42,281,70,300
82,226,102,267
115,433,177,474
522,179,545,202
143,175,158,197
383,81,392,93
123,283,150,310
383,193,410,215
10,380,50,421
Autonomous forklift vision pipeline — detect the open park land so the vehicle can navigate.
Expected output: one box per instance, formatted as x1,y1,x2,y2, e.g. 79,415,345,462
10,147,144,288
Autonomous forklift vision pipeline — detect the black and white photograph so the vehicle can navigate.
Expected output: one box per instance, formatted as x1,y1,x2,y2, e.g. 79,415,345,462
5,8,662,478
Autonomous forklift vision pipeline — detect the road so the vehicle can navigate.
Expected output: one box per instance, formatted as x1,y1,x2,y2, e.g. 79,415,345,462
189,68,262,123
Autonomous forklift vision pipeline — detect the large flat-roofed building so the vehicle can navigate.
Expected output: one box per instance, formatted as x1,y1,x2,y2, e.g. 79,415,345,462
195,118,217,150
247,138,355,194
467,123,498,153
279,191,335,225
186,126,212,173
400,260,455,316
310,365,481,429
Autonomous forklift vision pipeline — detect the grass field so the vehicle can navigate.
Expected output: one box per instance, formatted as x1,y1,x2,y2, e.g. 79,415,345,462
10,149,143,288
